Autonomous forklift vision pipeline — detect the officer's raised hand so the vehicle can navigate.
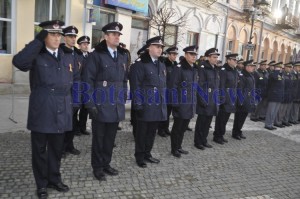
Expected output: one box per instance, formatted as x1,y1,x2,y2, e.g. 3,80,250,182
35,29,48,42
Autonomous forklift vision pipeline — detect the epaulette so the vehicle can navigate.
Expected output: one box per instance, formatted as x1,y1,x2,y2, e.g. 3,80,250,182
239,73,243,76
221,67,225,70
200,65,204,68
136,58,141,62
177,64,181,67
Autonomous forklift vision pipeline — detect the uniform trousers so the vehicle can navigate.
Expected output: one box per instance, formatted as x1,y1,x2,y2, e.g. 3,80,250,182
214,109,231,139
135,121,158,163
232,111,248,136
290,102,300,122
251,98,268,119
283,103,293,123
79,106,89,132
194,115,213,146
64,109,79,151
31,132,64,189
158,105,172,132
91,120,118,173
275,103,289,125
170,117,190,152
265,102,281,127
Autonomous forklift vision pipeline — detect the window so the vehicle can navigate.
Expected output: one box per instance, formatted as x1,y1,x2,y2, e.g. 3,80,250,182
0,0,12,54
187,31,199,46
238,42,244,57
270,52,274,61
34,0,67,35
206,33,217,49
130,18,149,62
91,11,115,48
278,54,281,62
261,51,264,60
164,25,177,49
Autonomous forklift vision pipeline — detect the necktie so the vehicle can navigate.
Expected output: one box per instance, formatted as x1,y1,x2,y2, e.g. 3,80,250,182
113,51,117,62
154,60,158,65
53,52,56,58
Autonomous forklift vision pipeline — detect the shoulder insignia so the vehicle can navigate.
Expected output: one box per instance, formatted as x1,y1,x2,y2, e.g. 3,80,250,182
239,73,243,76
177,64,181,67
200,65,204,68
221,67,225,70
136,58,141,62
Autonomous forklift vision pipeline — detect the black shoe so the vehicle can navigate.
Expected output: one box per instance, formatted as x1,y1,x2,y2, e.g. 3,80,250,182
265,126,276,130
203,143,213,148
117,126,122,130
177,148,189,154
37,188,48,199
186,127,192,131
171,150,181,158
104,166,119,176
232,135,241,140
74,131,81,136
274,124,285,128
240,134,246,139
282,122,292,126
194,144,205,150
250,118,259,122
145,157,160,163
62,151,67,159
222,137,228,143
66,148,80,155
213,138,224,145
93,171,106,181
47,182,69,192
158,130,168,137
81,130,90,135
137,161,147,168
165,129,171,135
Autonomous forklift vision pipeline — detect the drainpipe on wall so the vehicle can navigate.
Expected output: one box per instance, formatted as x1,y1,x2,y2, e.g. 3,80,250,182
83,0,87,35
221,6,229,64
257,20,264,62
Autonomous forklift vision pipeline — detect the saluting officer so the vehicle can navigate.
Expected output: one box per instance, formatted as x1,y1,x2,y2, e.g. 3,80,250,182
77,36,91,135
84,22,128,181
232,60,257,140
194,48,220,150
289,62,300,124
264,62,284,130
12,20,78,198
130,36,167,168
169,45,198,158
213,53,239,144
250,60,269,122
157,46,178,137
274,63,294,127
61,26,82,155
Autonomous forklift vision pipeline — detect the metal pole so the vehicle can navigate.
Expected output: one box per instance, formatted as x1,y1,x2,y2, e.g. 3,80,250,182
246,12,255,61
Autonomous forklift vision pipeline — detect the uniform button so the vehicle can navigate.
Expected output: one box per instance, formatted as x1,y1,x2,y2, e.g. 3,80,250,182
57,110,60,113
58,67,61,70
58,130,60,133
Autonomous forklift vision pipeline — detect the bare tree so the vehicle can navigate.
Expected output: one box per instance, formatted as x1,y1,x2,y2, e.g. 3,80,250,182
149,1,188,47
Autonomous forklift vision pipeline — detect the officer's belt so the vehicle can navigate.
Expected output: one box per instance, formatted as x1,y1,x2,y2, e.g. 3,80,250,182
36,87,70,96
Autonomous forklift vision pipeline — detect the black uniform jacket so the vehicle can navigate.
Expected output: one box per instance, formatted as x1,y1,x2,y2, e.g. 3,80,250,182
267,70,284,103
219,63,239,113
83,40,128,122
253,68,269,99
169,58,198,119
129,52,167,122
196,60,220,116
12,39,80,133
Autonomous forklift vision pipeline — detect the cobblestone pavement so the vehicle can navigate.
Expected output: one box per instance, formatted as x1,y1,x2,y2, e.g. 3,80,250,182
0,95,300,198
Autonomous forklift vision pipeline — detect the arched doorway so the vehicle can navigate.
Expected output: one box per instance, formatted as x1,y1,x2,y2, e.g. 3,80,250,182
262,37,269,60
286,46,292,63
272,41,278,61
280,43,285,62
226,25,237,55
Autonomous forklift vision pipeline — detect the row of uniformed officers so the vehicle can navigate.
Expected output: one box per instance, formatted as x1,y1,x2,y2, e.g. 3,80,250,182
12,20,300,199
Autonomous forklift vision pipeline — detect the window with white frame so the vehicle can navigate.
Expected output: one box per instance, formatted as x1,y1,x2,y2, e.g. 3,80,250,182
238,42,244,57
164,24,178,49
0,0,12,54
187,31,199,46
34,0,67,35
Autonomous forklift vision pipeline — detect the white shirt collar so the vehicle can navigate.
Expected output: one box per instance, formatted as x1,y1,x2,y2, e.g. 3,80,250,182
150,56,158,63
107,46,117,57
46,47,58,56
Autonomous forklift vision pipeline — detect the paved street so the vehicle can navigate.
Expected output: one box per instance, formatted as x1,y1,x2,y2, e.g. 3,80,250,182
0,95,300,199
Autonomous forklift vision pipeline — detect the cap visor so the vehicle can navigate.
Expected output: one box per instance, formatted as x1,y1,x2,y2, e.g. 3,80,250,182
106,30,123,35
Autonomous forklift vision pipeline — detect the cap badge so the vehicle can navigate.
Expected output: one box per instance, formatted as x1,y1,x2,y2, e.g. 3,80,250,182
53,24,59,29
115,26,120,31
72,29,75,33
159,39,162,43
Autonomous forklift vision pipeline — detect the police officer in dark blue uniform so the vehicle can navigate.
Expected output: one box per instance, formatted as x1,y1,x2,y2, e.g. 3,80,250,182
130,36,167,168
264,62,285,130
157,46,178,137
236,58,244,74
232,60,257,139
194,48,220,150
61,26,83,155
213,53,239,144
250,60,269,122
12,20,79,199
267,61,276,73
130,44,149,140
77,36,91,135
289,62,300,124
169,45,198,158
83,22,128,181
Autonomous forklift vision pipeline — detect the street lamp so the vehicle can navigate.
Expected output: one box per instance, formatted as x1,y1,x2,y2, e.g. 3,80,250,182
246,0,270,61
